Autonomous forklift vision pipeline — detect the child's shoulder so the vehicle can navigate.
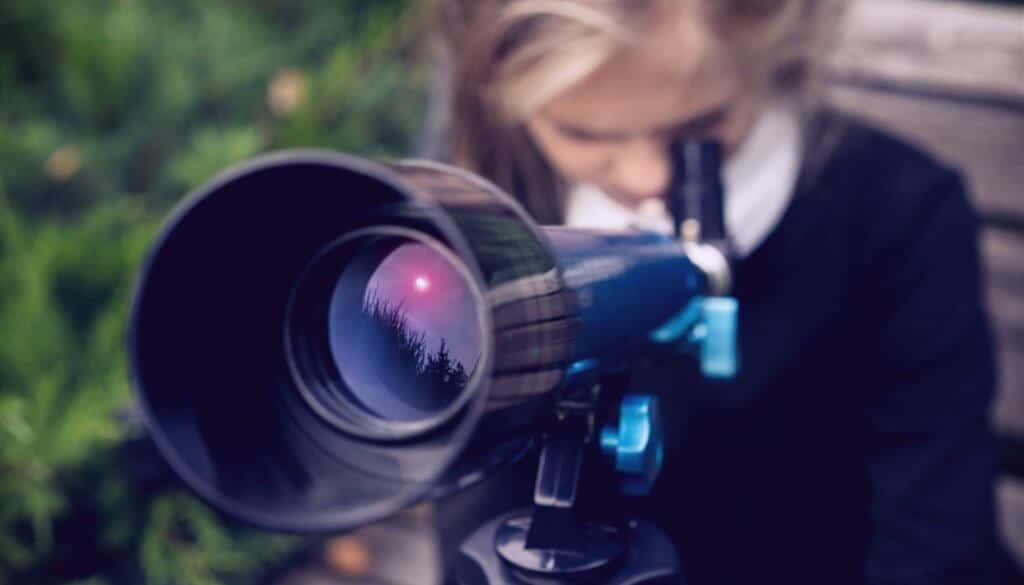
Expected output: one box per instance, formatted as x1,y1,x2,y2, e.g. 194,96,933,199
810,106,962,195
806,107,972,241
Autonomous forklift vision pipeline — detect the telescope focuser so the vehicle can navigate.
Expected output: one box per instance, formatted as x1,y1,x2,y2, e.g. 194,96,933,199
660,139,740,380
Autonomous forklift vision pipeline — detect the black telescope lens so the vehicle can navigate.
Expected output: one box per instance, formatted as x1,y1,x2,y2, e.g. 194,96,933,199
330,239,482,421
287,227,485,439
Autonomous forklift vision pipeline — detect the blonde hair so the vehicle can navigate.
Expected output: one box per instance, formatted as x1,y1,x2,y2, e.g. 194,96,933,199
431,0,847,223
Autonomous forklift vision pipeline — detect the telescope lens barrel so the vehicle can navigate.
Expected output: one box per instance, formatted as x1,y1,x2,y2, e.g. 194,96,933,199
131,152,692,533
286,226,486,440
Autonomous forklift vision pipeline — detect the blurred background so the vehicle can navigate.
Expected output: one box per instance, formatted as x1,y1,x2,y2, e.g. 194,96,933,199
0,0,1021,583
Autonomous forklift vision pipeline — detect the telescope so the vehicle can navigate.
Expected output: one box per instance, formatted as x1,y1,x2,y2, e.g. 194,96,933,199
129,146,737,584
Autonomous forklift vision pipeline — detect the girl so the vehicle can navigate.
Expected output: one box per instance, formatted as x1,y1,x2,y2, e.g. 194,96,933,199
431,1,997,583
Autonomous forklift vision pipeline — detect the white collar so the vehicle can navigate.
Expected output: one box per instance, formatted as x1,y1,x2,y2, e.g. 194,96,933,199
564,102,803,257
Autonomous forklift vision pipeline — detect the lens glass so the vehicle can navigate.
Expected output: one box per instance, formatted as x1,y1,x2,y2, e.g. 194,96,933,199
327,237,483,424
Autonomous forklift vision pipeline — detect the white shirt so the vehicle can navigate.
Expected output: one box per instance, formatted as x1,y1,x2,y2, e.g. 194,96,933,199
564,102,804,257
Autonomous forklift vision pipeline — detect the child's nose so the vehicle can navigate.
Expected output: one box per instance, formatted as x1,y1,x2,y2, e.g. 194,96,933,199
608,137,671,205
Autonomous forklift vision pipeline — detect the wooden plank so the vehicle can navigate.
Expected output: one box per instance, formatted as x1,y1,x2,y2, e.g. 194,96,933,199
999,478,1024,573
828,0,1024,102
986,229,1024,434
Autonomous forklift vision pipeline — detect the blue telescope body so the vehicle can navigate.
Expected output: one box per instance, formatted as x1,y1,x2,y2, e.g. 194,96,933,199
128,150,735,535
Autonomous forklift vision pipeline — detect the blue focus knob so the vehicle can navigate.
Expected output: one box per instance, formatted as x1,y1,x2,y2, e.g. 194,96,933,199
649,296,739,380
600,395,664,496
696,296,738,379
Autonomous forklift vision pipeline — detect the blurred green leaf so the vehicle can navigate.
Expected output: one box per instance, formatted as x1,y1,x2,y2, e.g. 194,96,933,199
169,127,264,189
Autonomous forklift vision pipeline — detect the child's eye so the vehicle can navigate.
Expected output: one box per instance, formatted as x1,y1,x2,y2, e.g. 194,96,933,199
557,125,618,144
566,130,602,142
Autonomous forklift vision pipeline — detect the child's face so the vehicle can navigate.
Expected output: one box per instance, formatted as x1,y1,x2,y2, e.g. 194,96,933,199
525,5,759,210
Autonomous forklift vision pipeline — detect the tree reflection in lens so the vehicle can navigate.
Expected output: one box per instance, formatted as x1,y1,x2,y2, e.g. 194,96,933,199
328,241,481,423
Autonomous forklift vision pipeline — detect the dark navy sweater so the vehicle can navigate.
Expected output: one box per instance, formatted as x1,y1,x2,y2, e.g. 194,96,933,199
635,110,998,584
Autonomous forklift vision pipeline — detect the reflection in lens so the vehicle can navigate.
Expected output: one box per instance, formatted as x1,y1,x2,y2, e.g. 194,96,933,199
328,239,482,423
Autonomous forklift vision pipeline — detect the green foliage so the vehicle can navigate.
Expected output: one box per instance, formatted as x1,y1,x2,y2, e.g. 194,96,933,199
0,0,427,218
140,493,297,585
0,0,427,582
0,193,156,579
